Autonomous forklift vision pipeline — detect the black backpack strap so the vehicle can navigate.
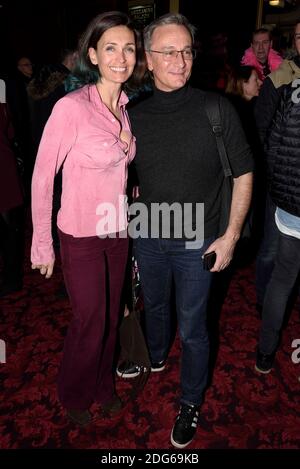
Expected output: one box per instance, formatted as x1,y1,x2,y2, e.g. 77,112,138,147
204,93,232,178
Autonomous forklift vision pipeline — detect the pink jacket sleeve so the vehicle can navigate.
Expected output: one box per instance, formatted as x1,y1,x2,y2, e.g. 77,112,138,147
31,97,76,265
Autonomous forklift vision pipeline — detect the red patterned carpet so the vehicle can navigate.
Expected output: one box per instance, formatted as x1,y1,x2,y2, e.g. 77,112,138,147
0,228,300,450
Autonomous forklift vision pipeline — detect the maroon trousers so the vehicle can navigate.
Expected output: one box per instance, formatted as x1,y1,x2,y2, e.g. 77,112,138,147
57,230,128,410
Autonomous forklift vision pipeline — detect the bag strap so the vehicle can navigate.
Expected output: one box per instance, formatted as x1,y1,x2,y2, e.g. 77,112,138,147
204,94,232,178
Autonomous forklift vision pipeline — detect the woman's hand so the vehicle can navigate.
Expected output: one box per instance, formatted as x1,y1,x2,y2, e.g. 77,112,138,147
31,262,55,279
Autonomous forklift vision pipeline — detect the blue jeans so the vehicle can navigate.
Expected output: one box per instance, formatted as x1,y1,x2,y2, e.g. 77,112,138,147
135,236,214,406
255,194,280,306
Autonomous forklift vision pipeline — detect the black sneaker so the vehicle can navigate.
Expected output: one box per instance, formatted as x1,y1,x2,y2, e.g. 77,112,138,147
255,349,275,374
116,361,144,378
171,404,199,448
151,359,166,372
117,359,166,378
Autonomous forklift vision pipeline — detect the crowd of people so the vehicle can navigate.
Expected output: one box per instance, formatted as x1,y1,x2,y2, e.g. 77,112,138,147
1,9,300,449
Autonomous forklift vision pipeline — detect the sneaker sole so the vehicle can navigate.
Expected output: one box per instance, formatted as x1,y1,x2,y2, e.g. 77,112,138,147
151,365,166,372
254,364,272,374
170,430,193,449
116,369,143,379
117,364,165,378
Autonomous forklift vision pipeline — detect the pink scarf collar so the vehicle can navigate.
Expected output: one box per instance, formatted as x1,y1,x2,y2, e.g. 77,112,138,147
241,47,283,80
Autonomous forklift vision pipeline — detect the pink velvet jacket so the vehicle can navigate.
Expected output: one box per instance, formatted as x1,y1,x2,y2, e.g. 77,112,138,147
31,84,135,265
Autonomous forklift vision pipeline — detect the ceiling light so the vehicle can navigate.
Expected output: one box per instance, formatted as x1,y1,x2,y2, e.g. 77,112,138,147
269,0,285,6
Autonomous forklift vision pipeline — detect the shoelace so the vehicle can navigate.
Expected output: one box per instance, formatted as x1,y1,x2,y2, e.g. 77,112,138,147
259,353,273,364
177,405,199,428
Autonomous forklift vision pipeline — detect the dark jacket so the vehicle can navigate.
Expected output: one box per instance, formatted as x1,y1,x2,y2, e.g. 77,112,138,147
266,80,300,217
227,95,261,160
5,71,32,161
0,102,23,212
27,63,70,153
254,56,300,145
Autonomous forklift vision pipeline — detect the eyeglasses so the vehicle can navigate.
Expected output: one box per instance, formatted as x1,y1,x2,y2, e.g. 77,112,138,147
148,49,196,61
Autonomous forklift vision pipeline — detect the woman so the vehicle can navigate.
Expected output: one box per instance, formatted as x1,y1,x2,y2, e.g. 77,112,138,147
225,65,262,153
225,65,262,101
225,66,263,255
31,11,144,426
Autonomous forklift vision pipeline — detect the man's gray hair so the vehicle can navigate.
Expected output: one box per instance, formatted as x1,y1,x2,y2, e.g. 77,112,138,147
143,13,196,51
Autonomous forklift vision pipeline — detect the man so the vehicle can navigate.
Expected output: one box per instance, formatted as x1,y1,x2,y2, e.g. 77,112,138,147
241,28,282,81
125,14,253,448
254,21,300,311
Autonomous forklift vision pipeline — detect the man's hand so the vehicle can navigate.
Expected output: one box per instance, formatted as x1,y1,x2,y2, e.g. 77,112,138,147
203,232,238,272
31,262,54,279
204,171,253,272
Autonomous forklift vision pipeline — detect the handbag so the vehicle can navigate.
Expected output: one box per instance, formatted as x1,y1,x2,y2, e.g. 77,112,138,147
119,255,150,369
204,93,251,239
118,251,151,400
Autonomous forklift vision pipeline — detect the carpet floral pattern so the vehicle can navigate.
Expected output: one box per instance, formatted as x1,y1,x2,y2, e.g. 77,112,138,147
0,247,300,449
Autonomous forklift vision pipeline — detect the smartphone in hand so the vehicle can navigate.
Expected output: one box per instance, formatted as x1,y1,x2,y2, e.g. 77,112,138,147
203,251,216,271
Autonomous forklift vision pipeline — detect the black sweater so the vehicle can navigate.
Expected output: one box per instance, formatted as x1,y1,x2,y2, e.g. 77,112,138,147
129,85,253,238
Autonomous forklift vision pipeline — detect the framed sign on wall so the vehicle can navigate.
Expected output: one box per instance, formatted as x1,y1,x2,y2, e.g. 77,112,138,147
128,3,156,28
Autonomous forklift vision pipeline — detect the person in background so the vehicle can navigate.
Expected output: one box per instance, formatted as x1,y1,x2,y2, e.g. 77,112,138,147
28,49,78,154
0,78,24,297
225,65,262,102
28,48,78,252
16,57,33,82
255,75,300,374
119,13,253,448
254,20,300,312
31,11,144,426
5,56,34,194
225,65,263,254
241,28,282,81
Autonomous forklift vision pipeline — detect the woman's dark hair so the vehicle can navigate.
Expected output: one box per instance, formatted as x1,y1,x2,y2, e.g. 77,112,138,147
225,65,256,97
67,11,146,92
